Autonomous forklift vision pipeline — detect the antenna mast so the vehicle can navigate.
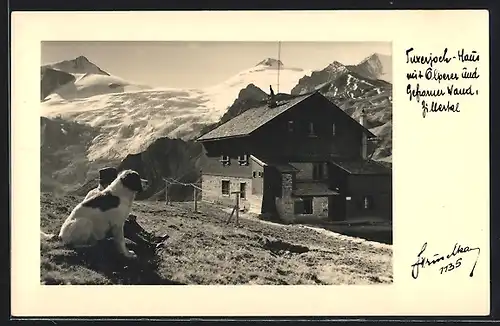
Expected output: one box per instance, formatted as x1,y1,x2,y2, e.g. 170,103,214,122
277,41,281,93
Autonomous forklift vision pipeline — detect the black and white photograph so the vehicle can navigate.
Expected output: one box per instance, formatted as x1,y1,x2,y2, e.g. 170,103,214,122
39,41,393,285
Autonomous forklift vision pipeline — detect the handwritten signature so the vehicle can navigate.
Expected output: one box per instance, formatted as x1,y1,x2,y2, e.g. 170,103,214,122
411,242,480,279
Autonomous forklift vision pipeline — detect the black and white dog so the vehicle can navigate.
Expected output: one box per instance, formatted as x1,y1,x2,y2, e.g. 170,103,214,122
57,169,147,259
41,167,119,242
85,167,168,249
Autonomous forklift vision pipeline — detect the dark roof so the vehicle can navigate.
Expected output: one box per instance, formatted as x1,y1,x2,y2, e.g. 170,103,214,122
250,155,300,173
330,159,391,175
197,92,375,141
197,93,314,141
273,163,300,173
293,182,339,197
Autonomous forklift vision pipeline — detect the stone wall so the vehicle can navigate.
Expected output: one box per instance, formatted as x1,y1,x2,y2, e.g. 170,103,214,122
274,172,331,222
274,173,295,222
292,196,330,223
282,173,293,197
201,174,262,212
313,196,329,217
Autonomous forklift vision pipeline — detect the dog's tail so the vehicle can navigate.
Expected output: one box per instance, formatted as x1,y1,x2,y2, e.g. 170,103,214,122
40,230,60,241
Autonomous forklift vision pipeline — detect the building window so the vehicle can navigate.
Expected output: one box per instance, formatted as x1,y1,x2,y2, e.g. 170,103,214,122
312,163,324,181
363,195,373,209
303,198,313,214
332,123,336,136
294,198,314,215
294,199,304,214
287,120,294,132
253,170,263,178
220,155,230,166
221,180,230,196
240,182,247,199
238,154,249,166
308,122,315,136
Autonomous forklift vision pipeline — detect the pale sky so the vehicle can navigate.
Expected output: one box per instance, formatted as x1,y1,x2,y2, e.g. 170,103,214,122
41,41,391,89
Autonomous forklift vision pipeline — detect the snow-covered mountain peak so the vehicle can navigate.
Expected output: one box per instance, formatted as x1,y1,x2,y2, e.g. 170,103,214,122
256,58,284,68
41,54,153,101
360,52,389,64
74,55,90,63
325,61,348,72
351,52,392,83
43,55,110,76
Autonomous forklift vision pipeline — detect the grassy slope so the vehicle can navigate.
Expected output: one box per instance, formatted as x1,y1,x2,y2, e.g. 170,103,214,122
41,193,392,285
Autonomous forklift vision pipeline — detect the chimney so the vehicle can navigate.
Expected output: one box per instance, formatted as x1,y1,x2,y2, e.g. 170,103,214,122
268,85,277,108
360,109,368,160
360,109,366,127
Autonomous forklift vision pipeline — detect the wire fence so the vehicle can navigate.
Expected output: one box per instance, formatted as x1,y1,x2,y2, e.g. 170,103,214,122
162,176,221,204
163,177,243,224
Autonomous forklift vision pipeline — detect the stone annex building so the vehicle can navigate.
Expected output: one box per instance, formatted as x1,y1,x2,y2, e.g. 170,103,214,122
196,91,392,223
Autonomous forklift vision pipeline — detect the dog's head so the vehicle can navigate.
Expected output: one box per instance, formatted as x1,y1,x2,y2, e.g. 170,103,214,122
98,167,118,188
119,170,148,193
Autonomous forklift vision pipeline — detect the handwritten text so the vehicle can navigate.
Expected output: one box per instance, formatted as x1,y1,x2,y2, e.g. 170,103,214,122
405,48,481,118
411,242,481,279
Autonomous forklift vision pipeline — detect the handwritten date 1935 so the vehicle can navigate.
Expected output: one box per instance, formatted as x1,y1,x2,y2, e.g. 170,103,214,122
411,242,480,279
440,257,462,274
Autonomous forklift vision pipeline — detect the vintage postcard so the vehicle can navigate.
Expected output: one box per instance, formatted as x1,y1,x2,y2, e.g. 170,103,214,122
11,10,490,317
